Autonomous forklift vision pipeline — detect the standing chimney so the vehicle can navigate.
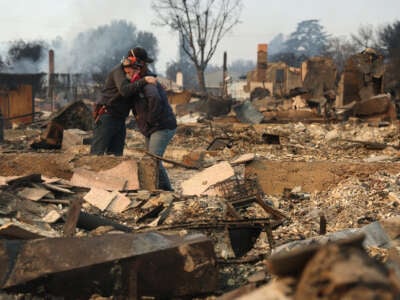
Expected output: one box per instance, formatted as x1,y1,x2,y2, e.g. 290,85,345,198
257,44,268,82
176,71,183,88
48,49,55,111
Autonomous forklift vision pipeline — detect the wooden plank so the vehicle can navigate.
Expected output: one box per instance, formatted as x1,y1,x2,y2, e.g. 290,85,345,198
181,161,235,196
230,153,256,165
42,182,74,194
42,210,62,223
17,187,51,201
0,221,60,239
63,198,83,237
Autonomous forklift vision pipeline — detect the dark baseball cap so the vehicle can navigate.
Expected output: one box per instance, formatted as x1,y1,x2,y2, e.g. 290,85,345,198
128,47,154,63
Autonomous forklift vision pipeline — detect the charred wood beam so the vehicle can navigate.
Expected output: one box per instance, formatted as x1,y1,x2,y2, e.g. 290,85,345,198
267,233,365,277
135,218,283,233
217,254,265,265
139,149,200,170
76,211,132,233
320,214,327,235
63,197,83,237
340,138,399,150
0,232,218,299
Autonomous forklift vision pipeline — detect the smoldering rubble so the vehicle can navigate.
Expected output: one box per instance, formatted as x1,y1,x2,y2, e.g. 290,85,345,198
1,46,400,299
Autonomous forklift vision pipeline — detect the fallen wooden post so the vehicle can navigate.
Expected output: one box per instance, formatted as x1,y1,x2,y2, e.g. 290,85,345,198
63,197,82,237
140,149,201,170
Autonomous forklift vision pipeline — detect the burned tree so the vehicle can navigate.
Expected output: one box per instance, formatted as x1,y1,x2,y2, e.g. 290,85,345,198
152,0,243,95
351,24,378,51
378,20,400,96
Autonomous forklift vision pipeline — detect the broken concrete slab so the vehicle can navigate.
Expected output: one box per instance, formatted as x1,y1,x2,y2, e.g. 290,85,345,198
230,153,256,165
181,161,235,196
61,129,89,150
99,160,139,191
70,168,127,191
0,220,60,239
0,232,218,299
83,188,118,211
42,210,62,224
17,187,51,201
107,192,131,213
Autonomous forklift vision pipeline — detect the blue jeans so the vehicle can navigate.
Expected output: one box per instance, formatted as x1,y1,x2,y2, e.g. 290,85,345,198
90,114,126,156
145,128,176,191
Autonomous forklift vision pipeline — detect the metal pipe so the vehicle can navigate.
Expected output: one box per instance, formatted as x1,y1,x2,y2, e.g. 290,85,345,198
0,108,4,143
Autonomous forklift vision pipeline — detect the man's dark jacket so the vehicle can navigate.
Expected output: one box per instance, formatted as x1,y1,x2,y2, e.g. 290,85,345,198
97,64,147,118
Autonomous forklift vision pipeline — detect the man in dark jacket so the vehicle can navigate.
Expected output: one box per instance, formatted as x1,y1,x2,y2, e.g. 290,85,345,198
90,48,156,156
129,50,177,191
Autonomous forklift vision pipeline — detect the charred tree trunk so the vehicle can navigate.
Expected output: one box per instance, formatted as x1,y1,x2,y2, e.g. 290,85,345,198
196,67,207,96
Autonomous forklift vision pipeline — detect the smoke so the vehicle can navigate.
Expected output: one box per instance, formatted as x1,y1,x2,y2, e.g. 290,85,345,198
0,40,48,73
0,19,158,76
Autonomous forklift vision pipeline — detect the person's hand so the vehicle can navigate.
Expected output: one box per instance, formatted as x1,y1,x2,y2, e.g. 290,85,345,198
126,72,133,80
144,76,157,84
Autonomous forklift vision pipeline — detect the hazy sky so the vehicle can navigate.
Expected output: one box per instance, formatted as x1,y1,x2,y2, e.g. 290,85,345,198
0,0,399,73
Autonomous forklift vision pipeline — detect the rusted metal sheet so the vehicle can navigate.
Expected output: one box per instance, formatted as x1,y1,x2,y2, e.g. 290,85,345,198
0,85,33,128
0,232,218,299
167,90,191,105
0,73,43,128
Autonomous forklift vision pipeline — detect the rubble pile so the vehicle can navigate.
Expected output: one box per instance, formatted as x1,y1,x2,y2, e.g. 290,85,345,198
1,106,400,298
274,171,400,245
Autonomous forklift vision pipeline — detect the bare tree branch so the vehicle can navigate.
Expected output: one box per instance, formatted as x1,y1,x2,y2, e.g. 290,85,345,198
152,0,242,94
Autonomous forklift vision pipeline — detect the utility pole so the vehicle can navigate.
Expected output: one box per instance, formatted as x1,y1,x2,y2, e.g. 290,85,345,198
222,51,228,98
48,49,55,112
